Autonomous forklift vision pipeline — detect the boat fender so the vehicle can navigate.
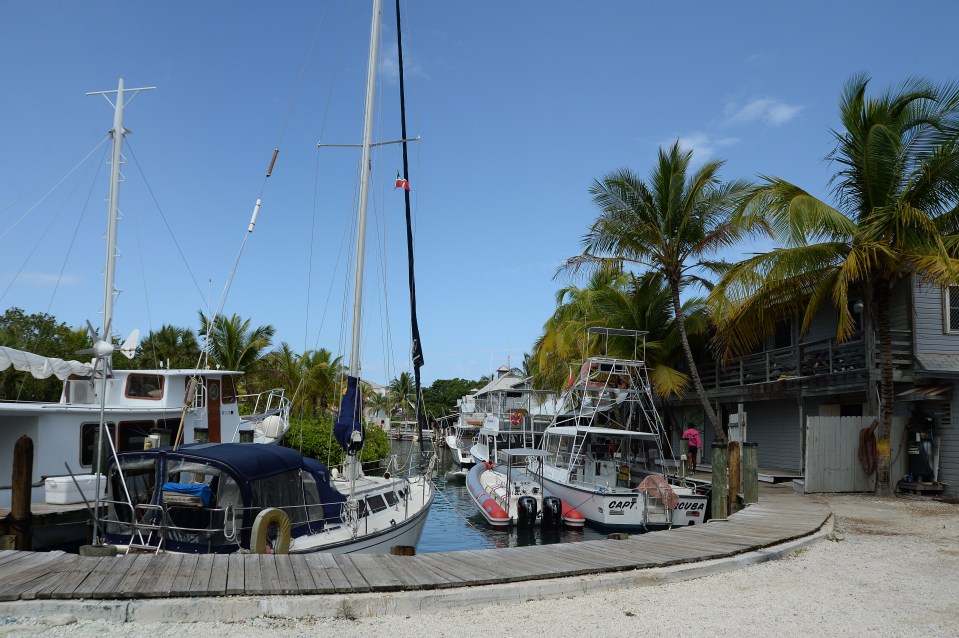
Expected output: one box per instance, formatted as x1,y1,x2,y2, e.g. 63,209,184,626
251,507,292,554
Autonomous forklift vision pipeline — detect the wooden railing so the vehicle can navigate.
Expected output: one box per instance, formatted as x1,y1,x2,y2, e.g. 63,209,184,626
692,331,916,392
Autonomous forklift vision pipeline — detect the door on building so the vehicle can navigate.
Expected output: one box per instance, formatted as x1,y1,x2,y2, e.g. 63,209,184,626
206,378,221,442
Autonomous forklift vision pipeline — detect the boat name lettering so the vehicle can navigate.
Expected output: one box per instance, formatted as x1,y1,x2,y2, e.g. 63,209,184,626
607,500,637,510
675,501,705,511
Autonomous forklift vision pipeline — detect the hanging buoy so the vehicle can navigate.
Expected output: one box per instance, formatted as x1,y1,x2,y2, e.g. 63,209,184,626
250,507,291,554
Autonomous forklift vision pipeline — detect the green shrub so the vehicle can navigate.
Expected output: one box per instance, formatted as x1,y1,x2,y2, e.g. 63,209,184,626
283,416,391,470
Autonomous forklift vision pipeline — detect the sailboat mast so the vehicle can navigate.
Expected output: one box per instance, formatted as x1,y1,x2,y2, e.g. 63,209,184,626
102,77,126,339
349,0,383,377
394,0,426,454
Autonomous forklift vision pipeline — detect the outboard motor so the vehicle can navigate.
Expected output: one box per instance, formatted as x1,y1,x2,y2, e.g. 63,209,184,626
517,495,538,527
541,496,562,528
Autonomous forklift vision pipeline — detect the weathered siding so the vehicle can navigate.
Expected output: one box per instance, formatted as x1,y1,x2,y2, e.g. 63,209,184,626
805,303,840,343
941,392,959,494
742,399,802,471
890,279,911,332
914,282,959,354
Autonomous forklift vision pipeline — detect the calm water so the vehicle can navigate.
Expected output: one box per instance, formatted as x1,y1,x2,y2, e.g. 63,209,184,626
390,439,608,553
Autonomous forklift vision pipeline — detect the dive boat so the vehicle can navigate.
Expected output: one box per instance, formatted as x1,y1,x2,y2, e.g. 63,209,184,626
467,448,584,528
527,327,708,530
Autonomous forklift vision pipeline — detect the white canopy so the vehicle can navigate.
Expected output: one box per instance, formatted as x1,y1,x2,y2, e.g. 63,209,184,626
0,346,93,380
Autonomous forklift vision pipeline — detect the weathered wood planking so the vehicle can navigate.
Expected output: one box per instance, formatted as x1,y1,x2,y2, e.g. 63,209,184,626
0,491,830,600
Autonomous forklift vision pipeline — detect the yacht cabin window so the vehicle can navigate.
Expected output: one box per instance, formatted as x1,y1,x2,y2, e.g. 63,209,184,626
222,375,237,404
126,374,164,400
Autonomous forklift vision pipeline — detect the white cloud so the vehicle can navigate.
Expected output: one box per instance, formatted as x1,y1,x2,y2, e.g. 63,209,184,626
725,98,804,126
670,133,740,162
380,44,425,85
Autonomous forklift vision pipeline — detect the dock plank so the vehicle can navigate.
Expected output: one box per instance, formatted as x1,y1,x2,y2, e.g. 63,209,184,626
273,556,300,595
138,553,183,597
380,555,457,589
50,557,102,599
170,553,199,596
333,555,371,592
257,554,281,595
131,555,170,598
8,554,82,601
114,554,153,598
243,554,262,593
225,554,245,595
207,554,229,595
189,554,215,593
287,555,319,594
0,552,69,600
302,554,341,593
347,554,404,591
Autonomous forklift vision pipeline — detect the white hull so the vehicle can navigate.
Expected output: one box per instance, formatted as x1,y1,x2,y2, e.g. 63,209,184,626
534,469,705,530
291,478,434,554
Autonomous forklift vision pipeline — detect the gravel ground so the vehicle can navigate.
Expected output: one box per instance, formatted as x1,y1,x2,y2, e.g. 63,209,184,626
4,492,958,638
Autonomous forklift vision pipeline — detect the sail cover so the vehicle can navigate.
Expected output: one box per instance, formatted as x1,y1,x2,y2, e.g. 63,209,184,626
0,346,93,380
333,375,364,454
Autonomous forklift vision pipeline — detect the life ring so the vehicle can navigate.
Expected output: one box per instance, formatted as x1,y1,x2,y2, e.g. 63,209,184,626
250,507,292,554
510,412,522,425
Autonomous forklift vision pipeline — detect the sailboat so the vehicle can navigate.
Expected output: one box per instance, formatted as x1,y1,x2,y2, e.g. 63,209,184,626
0,80,289,537
526,327,709,530
99,0,434,555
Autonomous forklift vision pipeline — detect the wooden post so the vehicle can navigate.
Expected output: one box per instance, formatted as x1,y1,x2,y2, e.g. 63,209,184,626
11,435,33,551
390,545,415,556
743,442,759,504
711,443,728,520
728,441,741,513
679,439,689,480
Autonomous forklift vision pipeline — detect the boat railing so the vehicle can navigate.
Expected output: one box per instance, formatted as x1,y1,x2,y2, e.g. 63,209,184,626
238,388,292,420
101,496,346,551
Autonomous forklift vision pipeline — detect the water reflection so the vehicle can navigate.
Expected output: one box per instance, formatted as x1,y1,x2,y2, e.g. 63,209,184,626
390,438,607,553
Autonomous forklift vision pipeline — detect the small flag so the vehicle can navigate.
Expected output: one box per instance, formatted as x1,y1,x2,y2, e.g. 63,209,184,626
395,171,411,191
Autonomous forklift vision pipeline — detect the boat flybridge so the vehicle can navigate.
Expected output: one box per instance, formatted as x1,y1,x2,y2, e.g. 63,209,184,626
527,327,709,530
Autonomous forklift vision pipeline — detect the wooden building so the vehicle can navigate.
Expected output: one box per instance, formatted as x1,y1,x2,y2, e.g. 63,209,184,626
667,277,958,495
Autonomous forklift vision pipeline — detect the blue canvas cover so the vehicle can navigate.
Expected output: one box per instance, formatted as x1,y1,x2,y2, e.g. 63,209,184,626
303,457,347,522
161,482,212,506
333,375,364,454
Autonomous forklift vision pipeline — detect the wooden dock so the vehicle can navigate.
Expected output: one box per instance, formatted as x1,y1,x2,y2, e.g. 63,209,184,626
0,485,829,602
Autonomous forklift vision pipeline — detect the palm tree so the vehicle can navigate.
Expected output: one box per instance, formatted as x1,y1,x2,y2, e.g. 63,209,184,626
563,142,757,441
198,311,275,390
301,348,345,415
388,372,416,420
532,268,703,399
138,324,201,369
714,75,959,493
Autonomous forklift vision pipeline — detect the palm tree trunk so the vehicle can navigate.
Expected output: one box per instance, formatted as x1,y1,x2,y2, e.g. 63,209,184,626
875,281,894,496
670,282,724,442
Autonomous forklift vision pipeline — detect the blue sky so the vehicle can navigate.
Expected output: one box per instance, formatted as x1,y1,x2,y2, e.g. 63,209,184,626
1,1,957,386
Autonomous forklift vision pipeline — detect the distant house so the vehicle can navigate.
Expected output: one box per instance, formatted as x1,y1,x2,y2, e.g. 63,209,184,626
667,277,957,495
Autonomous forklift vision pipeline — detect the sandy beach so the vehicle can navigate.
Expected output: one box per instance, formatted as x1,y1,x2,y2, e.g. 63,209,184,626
4,491,957,638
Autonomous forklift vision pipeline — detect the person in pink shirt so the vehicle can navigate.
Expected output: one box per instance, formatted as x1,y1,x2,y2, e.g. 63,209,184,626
682,424,702,471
